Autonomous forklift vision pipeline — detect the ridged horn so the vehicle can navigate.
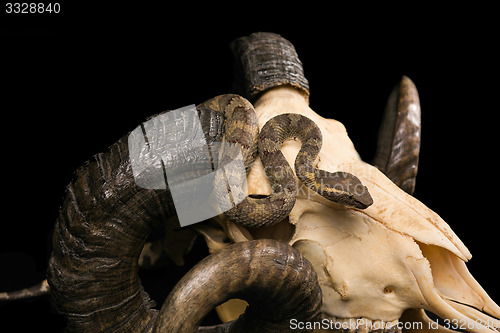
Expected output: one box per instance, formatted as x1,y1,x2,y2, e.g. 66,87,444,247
154,239,322,333
373,76,421,194
231,32,309,101
47,101,227,331
47,95,322,332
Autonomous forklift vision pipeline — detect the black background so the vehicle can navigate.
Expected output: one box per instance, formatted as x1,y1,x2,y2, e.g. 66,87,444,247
1,4,498,332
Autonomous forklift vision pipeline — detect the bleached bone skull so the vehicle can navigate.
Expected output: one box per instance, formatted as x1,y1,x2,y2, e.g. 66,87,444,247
9,32,491,332
197,84,500,332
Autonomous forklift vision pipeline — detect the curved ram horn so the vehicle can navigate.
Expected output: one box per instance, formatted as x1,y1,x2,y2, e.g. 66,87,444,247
231,32,310,101
47,95,321,332
373,75,421,194
154,239,322,333
47,111,183,332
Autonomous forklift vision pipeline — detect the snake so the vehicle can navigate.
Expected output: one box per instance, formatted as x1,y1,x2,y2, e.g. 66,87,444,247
200,94,373,228
40,33,372,332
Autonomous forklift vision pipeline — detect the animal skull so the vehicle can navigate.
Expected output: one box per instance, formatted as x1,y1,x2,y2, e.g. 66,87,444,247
197,84,500,332
5,32,495,333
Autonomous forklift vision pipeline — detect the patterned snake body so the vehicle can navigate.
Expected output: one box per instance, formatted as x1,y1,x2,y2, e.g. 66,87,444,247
203,95,373,229
43,33,374,332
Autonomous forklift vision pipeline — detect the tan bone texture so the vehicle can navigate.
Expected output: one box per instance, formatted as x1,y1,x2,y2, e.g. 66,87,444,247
199,85,499,332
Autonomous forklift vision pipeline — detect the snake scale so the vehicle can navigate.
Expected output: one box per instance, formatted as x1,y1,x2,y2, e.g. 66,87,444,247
41,33,371,332
200,94,373,228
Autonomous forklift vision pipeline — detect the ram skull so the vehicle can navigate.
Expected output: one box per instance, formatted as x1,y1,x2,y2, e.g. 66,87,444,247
3,32,497,333
197,33,500,333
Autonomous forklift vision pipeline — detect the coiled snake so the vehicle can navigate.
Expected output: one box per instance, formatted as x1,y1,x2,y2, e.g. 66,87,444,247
202,94,373,228
42,33,374,333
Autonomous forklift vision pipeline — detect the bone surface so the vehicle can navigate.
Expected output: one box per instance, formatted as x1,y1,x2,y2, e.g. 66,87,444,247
212,85,500,332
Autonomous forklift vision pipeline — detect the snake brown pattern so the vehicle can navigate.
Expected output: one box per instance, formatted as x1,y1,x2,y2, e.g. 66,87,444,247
203,95,373,228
